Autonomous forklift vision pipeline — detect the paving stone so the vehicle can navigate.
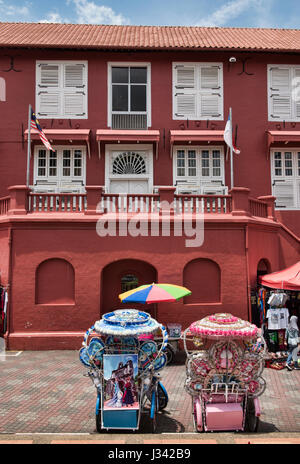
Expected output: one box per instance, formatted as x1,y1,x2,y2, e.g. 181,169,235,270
0,351,300,434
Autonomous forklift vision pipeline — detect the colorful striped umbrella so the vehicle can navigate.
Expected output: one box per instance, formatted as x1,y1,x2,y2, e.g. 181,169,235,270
119,283,191,304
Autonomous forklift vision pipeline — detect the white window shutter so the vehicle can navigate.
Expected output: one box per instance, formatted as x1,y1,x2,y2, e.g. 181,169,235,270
36,64,61,117
63,92,86,116
36,61,87,118
37,91,61,117
64,64,85,88
175,93,197,118
200,66,219,89
173,63,223,120
273,181,295,208
199,66,222,118
175,65,195,89
39,64,59,87
269,67,292,119
293,68,300,118
63,64,86,117
199,94,221,118
173,64,197,118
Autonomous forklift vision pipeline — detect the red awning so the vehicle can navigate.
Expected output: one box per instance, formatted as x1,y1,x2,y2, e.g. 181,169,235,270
267,130,300,144
96,129,160,159
170,130,224,144
258,261,300,291
24,129,91,157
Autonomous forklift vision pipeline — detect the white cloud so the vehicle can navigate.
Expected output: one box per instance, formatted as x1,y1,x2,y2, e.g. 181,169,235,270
70,0,128,25
39,13,66,24
0,0,30,20
195,0,274,27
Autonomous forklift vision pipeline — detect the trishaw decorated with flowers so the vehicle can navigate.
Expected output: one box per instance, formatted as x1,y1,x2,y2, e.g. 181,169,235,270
183,313,266,432
79,309,169,432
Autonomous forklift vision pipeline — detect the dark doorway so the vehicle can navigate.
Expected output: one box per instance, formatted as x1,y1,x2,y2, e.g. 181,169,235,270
101,259,157,316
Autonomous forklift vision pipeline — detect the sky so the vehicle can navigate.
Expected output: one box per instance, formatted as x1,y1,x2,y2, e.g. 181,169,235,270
0,0,300,29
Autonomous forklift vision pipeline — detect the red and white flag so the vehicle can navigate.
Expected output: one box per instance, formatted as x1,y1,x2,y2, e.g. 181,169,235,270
224,111,240,154
30,109,54,151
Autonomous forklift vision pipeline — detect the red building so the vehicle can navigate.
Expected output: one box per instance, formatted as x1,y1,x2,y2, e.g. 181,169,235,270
0,23,299,350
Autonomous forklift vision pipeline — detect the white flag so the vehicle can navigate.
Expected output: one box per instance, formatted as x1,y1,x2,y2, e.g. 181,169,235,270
224,112,240,154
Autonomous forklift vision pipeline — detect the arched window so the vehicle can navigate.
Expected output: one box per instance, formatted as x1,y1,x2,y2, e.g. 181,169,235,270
121,274,139,293
257,258,271,283
183,258,221,304
112,152,146,175
0,78,6,102
36,258,75,304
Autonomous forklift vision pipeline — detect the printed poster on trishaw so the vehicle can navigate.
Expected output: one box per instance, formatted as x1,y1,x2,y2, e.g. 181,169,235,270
103,354,139,410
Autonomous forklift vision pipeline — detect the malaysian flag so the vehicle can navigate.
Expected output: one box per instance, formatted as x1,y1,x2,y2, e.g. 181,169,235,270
30,109,54,151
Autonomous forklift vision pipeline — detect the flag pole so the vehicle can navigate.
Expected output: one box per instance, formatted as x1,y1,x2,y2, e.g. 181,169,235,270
229,107,234,189
26,104,32,188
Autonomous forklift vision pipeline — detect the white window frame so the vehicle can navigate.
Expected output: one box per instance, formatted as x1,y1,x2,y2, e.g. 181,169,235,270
268,64,300,122
271,148,300,209
172,62,224,121
36,60,88,119
107,62,151,128
105,144,153,193
172,146,226,192
33,146,86,191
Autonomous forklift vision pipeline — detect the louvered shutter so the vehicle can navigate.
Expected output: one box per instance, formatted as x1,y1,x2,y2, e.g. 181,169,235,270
36,64,61,117
269,67,292,119
63,64,86,117
273,181,295,208
173,64,197,119
293,68,300,118
199,66,222,118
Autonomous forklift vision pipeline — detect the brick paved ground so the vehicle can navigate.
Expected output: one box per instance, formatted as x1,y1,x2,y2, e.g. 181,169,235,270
0,350,300,436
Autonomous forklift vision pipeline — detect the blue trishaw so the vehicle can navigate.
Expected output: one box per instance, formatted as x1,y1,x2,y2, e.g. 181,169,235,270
79,309,169,432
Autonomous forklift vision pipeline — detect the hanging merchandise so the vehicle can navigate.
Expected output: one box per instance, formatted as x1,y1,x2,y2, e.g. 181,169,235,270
257,287,267,325
266,306,289,331
267,292,289,307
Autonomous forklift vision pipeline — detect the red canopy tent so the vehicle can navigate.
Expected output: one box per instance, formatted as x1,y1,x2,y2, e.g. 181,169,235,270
258,261,300,291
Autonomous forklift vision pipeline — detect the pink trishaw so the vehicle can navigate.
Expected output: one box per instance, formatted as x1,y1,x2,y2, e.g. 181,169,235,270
183,313,266,433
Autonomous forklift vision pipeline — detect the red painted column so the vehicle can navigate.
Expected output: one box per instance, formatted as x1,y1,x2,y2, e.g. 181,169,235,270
257,195,276,221
7,185,29,215
230,187,250,217
158,187,176,215
85,186,103,215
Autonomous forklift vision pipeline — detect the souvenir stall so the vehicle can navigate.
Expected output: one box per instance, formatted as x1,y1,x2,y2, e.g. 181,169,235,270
79,309,169,433
258,261,300,370
183,313,266,433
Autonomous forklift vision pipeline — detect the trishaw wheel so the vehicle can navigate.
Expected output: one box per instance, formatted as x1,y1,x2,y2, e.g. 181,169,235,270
157,382,168,410
158,344,174,365
244,398,259,433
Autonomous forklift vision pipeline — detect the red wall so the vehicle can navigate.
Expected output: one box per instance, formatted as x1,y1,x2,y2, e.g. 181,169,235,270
0,49,300,233
0,227,9,286
5,219,250,349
